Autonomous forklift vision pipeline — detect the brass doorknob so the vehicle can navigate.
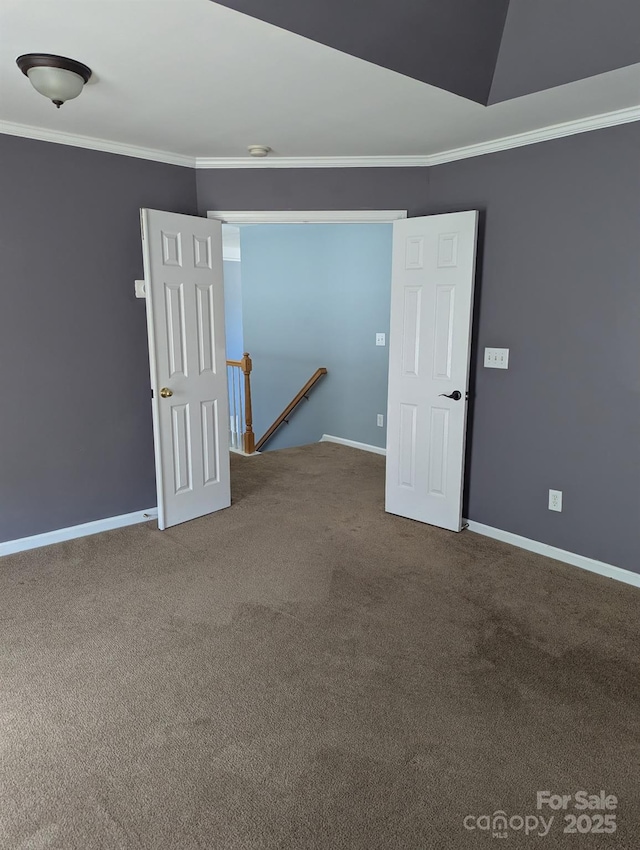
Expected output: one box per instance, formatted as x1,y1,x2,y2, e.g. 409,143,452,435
159,387,173,398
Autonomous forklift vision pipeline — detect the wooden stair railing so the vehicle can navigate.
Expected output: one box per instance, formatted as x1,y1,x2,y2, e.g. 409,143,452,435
226,352,255,454
255,368,328,452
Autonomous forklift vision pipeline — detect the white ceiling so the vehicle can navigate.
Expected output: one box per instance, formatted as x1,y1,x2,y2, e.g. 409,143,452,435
1,0,639,164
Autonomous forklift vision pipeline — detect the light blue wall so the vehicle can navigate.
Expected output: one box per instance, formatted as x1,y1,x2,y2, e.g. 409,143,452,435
223,260,244,360
239,223,392,451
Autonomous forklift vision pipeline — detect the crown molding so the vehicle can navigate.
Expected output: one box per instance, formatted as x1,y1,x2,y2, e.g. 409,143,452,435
1,104,638,170
195,105,640,169
196,154,433,169
423,104,640,167
0,120,195,167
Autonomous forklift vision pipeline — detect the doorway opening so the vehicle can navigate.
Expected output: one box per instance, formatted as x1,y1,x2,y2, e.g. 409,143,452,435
218,213,401,457
213,209,479,533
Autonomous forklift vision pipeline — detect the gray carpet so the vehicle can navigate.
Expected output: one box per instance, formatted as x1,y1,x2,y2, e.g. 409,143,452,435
1,442,638,849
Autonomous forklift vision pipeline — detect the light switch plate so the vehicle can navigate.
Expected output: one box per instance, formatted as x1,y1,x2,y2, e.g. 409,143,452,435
135,279,146,298
484,347,509,369
376,333,386,346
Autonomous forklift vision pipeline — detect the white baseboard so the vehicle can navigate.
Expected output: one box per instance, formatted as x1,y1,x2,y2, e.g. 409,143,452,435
465,520,640,590
0,508,158,557
320,434,386,456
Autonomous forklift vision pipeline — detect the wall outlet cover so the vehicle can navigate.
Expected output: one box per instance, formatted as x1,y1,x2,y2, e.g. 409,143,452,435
376,333,386,346
377,414,384,427
548,489,563,512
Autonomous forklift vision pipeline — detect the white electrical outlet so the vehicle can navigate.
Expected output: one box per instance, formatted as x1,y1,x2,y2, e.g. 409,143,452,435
377,414,384,427
376,333,386,346
548,489,563,512
484,347,509,369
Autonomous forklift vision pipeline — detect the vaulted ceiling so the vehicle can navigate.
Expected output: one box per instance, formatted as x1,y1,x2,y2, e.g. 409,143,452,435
1,0,639,164
213,0,510,105
212,0,640,105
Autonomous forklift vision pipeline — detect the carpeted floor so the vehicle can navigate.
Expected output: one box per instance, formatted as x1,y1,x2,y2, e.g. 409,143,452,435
1,443,638,849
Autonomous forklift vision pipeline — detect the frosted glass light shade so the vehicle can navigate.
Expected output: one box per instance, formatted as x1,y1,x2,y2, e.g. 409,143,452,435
16,54,92,108
27,66,85,104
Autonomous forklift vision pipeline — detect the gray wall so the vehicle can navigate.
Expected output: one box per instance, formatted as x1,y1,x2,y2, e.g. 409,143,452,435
239,224,392,451
196,167,431,218
425,124,640,572
196,123,640,572
0,134,197,543
3,124,638,573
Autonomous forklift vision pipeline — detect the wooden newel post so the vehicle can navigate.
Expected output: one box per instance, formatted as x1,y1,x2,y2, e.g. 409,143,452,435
241,352,255,454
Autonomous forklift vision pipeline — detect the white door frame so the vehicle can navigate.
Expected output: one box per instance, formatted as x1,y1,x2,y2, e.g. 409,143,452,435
208,210,407,225
212,211,407,266
212,210,477,528
210,208,481,530
212,211,407,281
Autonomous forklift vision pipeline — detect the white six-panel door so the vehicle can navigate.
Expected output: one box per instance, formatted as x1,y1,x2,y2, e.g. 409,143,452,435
385,211,478,531
141,209,230,530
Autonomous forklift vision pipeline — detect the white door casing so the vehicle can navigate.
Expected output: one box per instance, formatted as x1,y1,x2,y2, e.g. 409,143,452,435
385,211,478,531
141,209,230,530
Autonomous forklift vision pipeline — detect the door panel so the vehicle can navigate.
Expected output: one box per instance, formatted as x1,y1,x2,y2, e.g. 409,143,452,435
165,283,187,377
386,211,478,531
141,209,230,530
196,284,216,374
201,399,220,485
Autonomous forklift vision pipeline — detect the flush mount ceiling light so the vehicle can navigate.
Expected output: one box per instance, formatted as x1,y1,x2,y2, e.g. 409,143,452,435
16,53,92,109
248,145,272,158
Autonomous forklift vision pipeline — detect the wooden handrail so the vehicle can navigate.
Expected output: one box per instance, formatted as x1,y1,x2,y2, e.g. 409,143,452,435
255,368,328,452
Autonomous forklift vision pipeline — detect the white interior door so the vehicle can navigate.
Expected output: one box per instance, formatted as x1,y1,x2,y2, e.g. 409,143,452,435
141,209,230,530
386,211,478,531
